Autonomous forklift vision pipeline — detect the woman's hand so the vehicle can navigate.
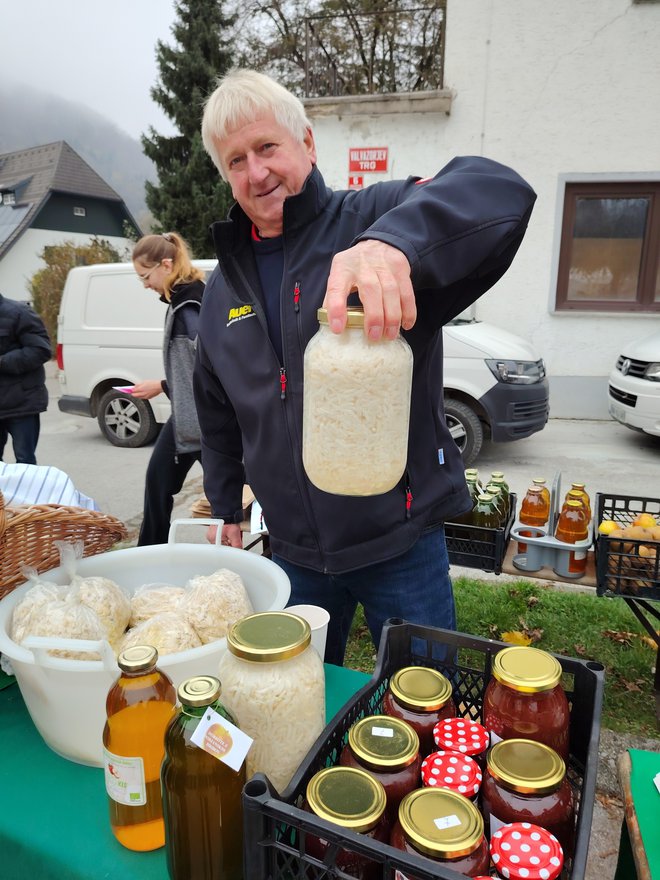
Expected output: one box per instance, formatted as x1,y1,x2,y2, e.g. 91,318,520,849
131,380,164,400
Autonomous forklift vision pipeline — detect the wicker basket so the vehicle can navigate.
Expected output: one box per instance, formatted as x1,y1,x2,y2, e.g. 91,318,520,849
0,490,128,600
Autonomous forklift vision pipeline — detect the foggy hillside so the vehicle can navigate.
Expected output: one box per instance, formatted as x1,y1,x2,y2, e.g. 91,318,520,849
0,82,156,231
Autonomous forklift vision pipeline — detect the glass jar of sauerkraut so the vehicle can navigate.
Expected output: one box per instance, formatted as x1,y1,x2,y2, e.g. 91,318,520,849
302,307,413,496
217,611,325,793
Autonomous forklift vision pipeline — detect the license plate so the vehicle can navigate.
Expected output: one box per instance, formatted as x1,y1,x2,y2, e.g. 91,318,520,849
609,402,626,423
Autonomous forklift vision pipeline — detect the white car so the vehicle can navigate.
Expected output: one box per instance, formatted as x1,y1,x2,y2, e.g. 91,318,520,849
608,329,660,437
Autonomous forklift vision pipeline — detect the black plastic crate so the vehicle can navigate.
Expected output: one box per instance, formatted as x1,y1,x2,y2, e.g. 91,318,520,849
444,493,516,574
243,619,604,880
594,492,660,601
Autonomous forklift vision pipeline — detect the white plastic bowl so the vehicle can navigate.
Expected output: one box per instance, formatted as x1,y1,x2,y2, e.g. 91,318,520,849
0,524,290,767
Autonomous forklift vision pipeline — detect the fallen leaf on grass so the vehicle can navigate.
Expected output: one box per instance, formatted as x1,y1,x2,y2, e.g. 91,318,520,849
640,634,659,651
526,595,540,608
624,680,642,692
501,631,533,646
602,630,636,647
488,624,499,637
574,644,586,655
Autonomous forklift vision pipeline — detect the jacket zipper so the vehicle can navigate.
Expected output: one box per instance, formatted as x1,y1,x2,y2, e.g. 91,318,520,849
279,367,287,399
405,471,413,519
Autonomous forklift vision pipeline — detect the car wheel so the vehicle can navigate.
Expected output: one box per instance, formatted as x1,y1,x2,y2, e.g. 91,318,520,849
97,389,160,448
443,398,484,466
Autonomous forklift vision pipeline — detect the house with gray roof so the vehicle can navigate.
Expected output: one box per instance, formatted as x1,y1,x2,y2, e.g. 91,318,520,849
0,141,140,303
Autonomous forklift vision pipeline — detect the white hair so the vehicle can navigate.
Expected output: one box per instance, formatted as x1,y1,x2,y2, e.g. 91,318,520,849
202,69,312,179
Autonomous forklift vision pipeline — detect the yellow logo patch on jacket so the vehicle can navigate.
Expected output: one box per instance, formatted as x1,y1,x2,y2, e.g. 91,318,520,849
226,304,256,327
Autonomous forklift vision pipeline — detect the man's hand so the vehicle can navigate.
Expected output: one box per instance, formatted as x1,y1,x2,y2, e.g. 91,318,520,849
323,240,416,340
206,522,243,548
131,380,164,400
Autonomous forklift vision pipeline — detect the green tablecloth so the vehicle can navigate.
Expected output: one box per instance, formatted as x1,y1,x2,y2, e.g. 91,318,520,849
629,748,660,879
0,664,369,880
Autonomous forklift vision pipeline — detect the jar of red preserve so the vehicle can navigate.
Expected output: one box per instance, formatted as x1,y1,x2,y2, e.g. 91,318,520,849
390,788,490,879
482,646,570,759
382,666,456,757
481,739,575,858
420,750,482,801
490,822,564,880
339,715,421,824
433,717,490,770
303,766,390,880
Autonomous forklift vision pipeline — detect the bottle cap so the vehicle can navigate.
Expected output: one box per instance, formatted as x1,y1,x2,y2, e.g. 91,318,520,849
486,739,566,794
397,788,484,858
317,307,365,328
117,644,158,673
306,766,387,832
490,822,564,880
420,750,482,797
477,493,494,502
571,482,586,490
532,477,547,484
388,666,453,712
178,675,222,707
433,718,489,756
491,471,505,479
348,715,420,770
492,646,562,692
226,611,311,662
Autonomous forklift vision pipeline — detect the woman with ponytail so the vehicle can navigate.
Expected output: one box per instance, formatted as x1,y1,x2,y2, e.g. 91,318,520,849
131,232,205,545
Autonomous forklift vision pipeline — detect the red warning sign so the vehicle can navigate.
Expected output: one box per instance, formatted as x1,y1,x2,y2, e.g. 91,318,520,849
348,175,364,190
349,147,388,173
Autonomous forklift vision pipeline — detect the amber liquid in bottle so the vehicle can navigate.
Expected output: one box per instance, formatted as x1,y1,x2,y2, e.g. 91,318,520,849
103,664,176,851
555,500,589,574
518,486,550,553
161,702,246,880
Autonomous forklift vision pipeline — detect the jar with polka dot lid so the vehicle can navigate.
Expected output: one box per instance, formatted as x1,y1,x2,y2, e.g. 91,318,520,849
420,750,483,801
433,717,490,769
490,822,564,880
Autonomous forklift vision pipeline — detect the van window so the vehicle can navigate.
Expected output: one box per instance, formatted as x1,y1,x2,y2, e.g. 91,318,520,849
84,274,166,330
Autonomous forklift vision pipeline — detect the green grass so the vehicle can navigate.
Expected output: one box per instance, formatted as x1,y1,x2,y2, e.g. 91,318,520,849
345,576,660,739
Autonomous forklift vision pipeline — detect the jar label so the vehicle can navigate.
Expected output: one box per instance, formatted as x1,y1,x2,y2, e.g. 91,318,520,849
190,707,253,772
103,749,146,806
434,814,461,830
574,549,587,560
371,726,395,737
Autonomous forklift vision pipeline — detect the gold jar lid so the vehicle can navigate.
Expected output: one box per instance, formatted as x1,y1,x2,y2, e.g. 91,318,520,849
306,766,387,832
117,645,158,673
398,788,484,858
348,715,419,769
317,306,365,328
492,646,562,693
226,611,311,662
487,739,566,794
388,666,453,712
178,675,222,707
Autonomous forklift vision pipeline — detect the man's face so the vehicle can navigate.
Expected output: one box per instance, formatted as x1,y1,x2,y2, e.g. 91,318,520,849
215,112,317,238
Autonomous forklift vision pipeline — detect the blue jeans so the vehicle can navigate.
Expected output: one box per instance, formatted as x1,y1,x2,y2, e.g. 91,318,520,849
273,527,456,666
0,414,41,465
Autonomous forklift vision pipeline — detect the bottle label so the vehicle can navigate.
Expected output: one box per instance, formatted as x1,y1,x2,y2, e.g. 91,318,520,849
190,707,253,772
103,748,146,806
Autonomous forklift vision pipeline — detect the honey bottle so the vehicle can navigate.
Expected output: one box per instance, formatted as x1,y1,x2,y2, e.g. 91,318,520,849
103,645,176,851
555,499,589,575
517,485,550,553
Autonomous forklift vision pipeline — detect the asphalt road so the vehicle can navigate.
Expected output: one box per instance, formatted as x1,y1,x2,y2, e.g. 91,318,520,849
22,363,659,536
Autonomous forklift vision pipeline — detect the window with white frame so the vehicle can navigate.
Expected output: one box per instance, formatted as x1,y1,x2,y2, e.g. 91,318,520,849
73,206,86,217
2,192,16,205
555,181,660,313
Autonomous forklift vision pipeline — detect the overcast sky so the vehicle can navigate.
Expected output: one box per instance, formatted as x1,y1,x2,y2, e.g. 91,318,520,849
2,0,181,140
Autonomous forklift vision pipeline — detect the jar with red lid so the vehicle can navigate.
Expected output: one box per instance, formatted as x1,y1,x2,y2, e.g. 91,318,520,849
482,646,570,759
490,822,564,880
339,715,421,824
382,666,457,757
433,717,490,770
420,750,482,801
390,788,490,879
303,766,390,880
481,739,575,858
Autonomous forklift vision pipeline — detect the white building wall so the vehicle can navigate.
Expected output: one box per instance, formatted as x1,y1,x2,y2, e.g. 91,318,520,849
306,0,660,417
0,229,134,305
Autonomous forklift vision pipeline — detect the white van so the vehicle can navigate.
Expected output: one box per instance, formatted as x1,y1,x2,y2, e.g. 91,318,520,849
57,262,549,463
607,329,660,437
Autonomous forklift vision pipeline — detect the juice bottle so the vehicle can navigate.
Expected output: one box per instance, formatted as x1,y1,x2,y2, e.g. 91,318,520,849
103,645,176,851
465,469,483,494
561,489,588,517
567,482,591,520
555,499,589,575
484,483,507,528
472,493,500,530
455,473,480,524
489,473,510,518
532,477,551,509
161,676,245,880
517,486,550,553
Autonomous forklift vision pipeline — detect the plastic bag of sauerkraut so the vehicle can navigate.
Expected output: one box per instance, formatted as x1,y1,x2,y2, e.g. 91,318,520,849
18,586,107,660
10,567,69,644
129,583,186,627
180,569,254,644
118,611,202,656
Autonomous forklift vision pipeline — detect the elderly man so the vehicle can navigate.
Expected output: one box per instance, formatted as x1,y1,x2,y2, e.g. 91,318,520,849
194,68,536,665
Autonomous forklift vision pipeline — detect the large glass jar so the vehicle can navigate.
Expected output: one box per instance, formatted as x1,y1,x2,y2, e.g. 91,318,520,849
481,739,575,858
303,766,390,880
482,646,570,759
161,676,245,880
390,788,490,879
490,822,564,880
339,714,421,824
381,665,457,758
217,611,325,792
302,306,413,496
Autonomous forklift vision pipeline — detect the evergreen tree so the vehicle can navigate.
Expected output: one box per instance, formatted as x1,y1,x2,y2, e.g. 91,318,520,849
142,0,235,258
